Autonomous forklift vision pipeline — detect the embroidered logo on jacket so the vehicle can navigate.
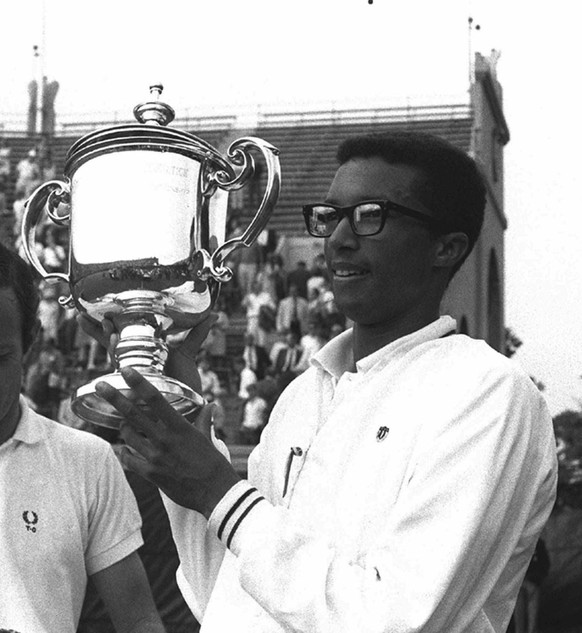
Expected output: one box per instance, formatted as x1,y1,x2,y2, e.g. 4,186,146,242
376,426,390,442
22,510,39,533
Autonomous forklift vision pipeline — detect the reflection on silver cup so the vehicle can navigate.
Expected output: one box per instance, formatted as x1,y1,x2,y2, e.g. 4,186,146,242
22,84,281,428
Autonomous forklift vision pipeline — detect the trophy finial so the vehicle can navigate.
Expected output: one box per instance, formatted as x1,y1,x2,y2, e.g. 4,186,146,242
133,83,176,126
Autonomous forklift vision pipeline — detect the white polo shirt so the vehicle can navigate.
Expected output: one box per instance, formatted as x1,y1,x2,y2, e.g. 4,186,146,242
0,400,143,633
165,316,557,633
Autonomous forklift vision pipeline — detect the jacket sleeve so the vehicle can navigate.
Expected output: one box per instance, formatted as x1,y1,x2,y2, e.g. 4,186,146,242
206,370,557,633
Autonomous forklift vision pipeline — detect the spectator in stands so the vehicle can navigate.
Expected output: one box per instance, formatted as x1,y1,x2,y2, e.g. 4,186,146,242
242,333,271,381
75,316,102,370
257,253,287,304
57,307,79,359
306,285,323,320
38,281,62,342
271,329,303,391
94,131,557,633
0,190,7,218
24,349,51,417
0,147,12,191
318,279,340,321
268,329,286,366
242,279,276,348
201,297,229,358
306,252,329,299
0,243,165,633
257,227,280,262
275,283,309,338
306,278,345,334
285,260,310,299
296,317,327,373
198,354,222,396
25,337,65,417
203,388,227,442
239,382,267,445
254,366,280,420
236,234,263,297
45,340,66,419
40,225,67,273
222,218,244,311
39,143,57,180
15,148,41,198
234,356,257,401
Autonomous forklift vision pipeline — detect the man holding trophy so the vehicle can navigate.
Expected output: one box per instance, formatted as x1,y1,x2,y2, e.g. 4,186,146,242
89,132,556,633
22,87,556,632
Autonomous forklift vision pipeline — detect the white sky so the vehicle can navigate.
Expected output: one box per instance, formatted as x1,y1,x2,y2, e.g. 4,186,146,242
1,0,581,414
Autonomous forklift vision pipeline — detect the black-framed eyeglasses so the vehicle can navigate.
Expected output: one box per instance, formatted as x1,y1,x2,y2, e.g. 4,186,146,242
302,199,445,238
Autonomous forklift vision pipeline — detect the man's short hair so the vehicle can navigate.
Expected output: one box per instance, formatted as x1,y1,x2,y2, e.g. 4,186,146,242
336,131,487,275
0,244,40,353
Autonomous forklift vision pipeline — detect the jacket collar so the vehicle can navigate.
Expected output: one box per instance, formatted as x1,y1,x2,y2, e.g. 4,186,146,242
312,316,457,380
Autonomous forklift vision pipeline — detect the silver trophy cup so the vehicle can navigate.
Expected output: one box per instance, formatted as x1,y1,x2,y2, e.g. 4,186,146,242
22,85,281,428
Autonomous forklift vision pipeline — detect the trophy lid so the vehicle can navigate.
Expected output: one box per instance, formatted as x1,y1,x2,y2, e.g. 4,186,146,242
133,84,175,126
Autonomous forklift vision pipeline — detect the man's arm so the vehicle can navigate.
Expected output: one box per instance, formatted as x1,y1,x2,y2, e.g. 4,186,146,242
91,551,166,633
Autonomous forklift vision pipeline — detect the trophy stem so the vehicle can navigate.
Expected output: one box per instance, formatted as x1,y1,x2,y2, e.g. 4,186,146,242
115,322,169,374
71,292,204,428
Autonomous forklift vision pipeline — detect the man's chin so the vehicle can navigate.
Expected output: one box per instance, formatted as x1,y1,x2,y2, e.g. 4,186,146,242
333,301,368,325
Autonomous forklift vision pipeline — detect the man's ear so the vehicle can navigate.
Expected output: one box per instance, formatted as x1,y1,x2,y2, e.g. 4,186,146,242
433,232,470,270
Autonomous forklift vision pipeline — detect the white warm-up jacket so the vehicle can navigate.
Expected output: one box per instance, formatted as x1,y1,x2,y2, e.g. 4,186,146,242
163,316,557,633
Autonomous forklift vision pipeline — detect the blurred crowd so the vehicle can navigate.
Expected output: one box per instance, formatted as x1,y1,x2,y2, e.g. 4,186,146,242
1,140,348,446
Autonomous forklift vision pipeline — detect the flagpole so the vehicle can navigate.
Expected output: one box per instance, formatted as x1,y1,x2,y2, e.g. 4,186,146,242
38,0,47,136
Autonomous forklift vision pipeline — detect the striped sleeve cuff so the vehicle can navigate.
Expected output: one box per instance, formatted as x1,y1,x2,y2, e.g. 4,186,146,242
208,480,266,550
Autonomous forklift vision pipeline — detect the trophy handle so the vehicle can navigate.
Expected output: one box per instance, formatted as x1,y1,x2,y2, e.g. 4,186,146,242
202,137,281,281
21,180,75,307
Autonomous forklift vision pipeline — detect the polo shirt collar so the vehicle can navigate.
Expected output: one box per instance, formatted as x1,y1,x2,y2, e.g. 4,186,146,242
10,397,46,445
312,315,457,380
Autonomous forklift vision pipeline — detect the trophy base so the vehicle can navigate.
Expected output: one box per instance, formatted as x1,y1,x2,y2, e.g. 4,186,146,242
71,371,205,429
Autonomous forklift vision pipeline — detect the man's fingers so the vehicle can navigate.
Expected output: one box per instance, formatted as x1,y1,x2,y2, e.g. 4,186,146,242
100,318,119,364
78,314,106,345
78,315,119,363
179,312,218,356
120,368,214,442
101,318,114,338
94,379,161,438
117,367,188,428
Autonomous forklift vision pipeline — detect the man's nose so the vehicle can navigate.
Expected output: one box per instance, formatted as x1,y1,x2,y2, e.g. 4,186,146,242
327,216,359,249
